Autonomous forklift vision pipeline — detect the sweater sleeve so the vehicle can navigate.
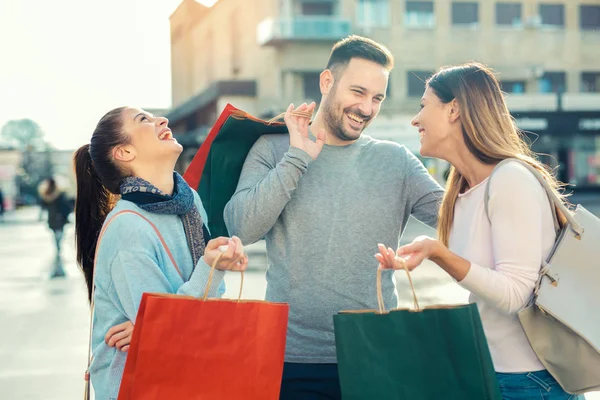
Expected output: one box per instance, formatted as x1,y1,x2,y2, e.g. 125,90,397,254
458,162,550,315
405,149,444,228
110,250,225,322
224,136,313,245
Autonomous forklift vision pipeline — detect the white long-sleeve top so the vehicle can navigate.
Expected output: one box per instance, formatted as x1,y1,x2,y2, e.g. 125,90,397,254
450,161,556,372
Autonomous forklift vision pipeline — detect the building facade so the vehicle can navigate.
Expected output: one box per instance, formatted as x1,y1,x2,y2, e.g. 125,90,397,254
167,0,600,187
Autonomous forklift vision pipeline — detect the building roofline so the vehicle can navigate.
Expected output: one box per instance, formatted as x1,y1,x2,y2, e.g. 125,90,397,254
169,0,226,22
166,80,257,124
169,0,208,21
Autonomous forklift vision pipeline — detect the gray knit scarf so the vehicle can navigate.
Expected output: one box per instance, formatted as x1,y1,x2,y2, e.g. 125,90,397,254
120,172,206,267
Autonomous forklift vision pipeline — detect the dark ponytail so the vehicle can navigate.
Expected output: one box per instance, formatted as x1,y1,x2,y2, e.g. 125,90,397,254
73,107,128,302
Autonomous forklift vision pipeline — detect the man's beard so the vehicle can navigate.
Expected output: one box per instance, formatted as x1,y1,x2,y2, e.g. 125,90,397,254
322,95,371,142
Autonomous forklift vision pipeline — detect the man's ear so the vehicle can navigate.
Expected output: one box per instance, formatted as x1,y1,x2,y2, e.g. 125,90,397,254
113,145,135,163
320,69,335,95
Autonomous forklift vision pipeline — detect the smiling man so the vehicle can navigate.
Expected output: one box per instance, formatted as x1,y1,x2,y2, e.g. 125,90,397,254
224,35,445,400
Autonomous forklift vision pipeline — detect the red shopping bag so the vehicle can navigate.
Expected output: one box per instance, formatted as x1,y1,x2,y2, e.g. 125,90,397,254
118,285,289,399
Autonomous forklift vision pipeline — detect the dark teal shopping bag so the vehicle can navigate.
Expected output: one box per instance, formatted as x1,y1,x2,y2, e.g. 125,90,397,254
183,104,289,238
333,269,502,400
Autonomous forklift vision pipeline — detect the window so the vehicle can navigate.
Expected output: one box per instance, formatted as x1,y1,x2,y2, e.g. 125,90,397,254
407,70,434,97
301,1,334,16
502,81,526,94
452,2,479,25
539,4,564,27
405,1,435,28
539,72,566,93
581,72,600,93
496,2,522,26
580,5,600,30
302,72,322,103
356,0,390,27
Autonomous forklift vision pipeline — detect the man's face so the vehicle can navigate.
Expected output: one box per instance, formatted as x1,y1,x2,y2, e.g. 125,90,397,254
321,58,389,142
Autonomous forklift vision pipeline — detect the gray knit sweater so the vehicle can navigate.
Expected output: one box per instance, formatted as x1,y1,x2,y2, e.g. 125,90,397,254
224,134,444,363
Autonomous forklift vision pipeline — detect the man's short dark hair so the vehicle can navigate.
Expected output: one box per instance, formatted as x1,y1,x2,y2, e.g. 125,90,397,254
326,35,394,77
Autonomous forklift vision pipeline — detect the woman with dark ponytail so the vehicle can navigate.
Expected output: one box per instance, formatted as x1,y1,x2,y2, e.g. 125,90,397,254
74,107,248,400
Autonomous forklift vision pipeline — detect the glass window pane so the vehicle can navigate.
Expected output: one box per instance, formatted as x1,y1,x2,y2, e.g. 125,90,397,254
540,4,564,26
496,2,522,25
580,5,600,30
452,2,479,25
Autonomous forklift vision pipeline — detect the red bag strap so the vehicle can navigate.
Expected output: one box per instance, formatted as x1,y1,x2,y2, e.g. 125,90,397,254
84,210,179,399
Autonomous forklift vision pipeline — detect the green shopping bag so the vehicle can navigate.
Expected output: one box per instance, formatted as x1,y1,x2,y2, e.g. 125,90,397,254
183,104,289,238
333,268,502,400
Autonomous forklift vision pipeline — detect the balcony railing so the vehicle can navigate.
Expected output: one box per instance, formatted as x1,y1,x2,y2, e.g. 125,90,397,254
257,17,352,46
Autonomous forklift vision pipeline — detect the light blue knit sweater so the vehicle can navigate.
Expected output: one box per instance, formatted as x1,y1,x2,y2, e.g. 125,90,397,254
89,192,225,400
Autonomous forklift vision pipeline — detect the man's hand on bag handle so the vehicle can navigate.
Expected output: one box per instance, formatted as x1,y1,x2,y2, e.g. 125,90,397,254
203,236,248,272
105,321,134,352
285,102,326,161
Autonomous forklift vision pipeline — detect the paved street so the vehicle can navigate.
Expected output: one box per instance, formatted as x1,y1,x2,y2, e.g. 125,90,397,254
0,206,598,399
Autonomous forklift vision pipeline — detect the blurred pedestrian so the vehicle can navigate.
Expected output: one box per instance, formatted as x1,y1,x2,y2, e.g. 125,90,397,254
38,177,72,259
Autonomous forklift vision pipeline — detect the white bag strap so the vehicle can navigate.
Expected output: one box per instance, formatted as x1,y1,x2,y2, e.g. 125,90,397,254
483,158,582,237
84,210,180,399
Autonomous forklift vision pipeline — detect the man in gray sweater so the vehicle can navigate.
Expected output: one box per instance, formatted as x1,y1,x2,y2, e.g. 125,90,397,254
224,36,444,399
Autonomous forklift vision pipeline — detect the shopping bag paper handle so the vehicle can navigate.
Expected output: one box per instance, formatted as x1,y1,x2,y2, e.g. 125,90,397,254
376,261,420,313
202,251,244,302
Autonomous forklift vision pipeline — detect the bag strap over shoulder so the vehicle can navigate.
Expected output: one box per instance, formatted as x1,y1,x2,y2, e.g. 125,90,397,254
84,210,180,399
483,158,581,236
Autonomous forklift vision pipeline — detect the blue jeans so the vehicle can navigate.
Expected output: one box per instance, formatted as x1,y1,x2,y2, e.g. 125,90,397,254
496,370,584,400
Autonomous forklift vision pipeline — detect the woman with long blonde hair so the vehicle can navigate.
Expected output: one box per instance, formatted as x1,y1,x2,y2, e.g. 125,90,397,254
376,63,582,399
